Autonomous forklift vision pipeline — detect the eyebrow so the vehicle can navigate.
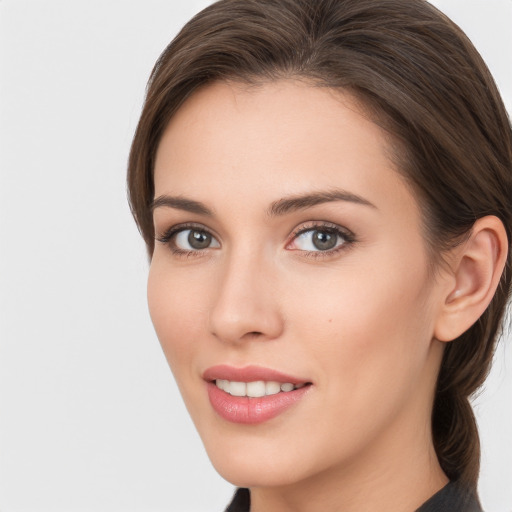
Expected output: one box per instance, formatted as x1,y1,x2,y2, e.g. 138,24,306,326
268,189,376,217
150,188,376,217
151,195,213,216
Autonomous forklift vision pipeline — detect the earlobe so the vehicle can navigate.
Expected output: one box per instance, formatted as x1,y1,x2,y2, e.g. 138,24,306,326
434,216,508,343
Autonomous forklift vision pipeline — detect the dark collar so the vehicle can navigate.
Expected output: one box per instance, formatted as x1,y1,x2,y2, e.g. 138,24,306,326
417,480,482,512
225,481,482,512
225,488,250,512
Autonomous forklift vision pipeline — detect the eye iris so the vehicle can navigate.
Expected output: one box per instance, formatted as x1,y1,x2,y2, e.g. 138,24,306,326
188,230,211,249
312,230,337,250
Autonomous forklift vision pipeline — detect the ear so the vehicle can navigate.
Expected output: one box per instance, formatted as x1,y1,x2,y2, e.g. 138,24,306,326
434,216,508,343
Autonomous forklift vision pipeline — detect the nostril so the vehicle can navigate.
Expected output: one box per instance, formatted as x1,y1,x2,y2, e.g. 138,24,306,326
244,331,264,339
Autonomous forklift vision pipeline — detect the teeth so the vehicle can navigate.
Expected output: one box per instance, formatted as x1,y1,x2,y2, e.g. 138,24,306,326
247,381,266,398
217,379,229,392
265,381,281,395
215,380,304,397
229,381,247,397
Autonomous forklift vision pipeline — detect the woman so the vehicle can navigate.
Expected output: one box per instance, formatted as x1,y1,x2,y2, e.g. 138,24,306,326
127,0,511,510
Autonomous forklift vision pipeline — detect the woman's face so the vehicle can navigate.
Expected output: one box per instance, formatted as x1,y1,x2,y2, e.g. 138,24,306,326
149,80,447,488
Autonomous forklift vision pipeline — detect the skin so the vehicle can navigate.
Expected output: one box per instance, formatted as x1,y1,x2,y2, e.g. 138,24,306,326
149,80,454,512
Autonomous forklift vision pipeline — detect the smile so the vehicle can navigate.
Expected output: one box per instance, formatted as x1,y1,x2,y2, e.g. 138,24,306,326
204,365,312,424
215,380,306,397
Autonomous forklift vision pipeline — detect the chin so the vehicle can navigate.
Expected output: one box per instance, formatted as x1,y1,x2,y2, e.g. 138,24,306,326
209,450,307,488
197,420,346,490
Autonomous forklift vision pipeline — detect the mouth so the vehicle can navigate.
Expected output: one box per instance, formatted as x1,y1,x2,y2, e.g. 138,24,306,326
213,379,308,397
203,365,312,424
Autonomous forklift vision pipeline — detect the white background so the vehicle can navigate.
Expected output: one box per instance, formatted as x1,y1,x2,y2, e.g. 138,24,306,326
0,1,510,511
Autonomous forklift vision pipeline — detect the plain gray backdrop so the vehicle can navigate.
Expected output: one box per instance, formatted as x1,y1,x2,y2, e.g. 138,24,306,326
0,1,511,511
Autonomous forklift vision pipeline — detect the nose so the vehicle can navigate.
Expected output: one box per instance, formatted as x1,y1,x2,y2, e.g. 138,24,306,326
208,249,284,344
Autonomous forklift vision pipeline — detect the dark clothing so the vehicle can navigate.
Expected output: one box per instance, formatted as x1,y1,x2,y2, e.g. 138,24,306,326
225,481,482,512
418,481,482,512
225,488,250,512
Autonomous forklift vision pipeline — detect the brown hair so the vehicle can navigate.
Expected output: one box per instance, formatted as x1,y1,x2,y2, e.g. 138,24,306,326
128,0,512,489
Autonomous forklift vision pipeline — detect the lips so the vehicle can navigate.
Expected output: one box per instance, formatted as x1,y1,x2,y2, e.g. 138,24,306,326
203,365,309,384
203,365,312,424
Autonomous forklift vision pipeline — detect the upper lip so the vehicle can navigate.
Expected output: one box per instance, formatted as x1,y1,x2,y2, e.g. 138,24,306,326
203,364,310,384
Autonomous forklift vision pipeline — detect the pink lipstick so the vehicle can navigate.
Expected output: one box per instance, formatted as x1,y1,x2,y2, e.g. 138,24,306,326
203,365,312,424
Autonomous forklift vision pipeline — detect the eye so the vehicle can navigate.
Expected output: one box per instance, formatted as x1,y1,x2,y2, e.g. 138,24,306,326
157,224,220,254
175,229,219,250
287,223,355,254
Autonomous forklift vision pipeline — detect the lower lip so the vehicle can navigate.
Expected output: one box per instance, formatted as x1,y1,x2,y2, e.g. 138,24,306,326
206,382,311,424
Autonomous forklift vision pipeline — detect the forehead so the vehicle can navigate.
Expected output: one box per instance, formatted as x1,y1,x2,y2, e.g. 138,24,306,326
153,79,418,222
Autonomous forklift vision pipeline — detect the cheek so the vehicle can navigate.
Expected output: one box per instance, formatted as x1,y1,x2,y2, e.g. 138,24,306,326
147,261,208,377
292,255,431,342
289,255,434,407
277,269,434,470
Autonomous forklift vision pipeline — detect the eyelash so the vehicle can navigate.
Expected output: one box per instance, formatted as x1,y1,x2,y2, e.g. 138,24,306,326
155,221,357,259
156,223,214,258
288,221,356,259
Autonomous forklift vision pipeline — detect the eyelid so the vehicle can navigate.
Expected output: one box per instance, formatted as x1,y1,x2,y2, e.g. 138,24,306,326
286,221,356,256
289,221,354,240
156,222,221,253
155,220,356,259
